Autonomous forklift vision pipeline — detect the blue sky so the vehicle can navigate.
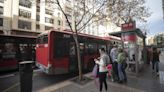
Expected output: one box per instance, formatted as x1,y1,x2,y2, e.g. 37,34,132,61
146,0,164,36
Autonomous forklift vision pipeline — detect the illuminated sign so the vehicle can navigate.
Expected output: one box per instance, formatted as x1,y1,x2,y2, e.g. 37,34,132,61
121,21,136,31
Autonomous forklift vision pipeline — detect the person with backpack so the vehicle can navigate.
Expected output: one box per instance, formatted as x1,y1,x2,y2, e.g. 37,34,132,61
117,48,127,83
94,48,110,92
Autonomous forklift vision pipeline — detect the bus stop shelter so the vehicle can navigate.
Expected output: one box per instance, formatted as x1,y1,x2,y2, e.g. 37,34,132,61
109,28,147,75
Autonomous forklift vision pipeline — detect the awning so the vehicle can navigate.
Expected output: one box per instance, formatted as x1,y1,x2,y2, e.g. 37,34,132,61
109,28,146,38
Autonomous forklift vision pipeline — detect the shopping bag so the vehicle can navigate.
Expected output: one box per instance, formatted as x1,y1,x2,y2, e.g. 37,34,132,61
92,64,98,77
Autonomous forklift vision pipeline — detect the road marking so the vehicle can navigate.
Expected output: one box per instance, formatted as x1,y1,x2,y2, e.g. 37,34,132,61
0,74,15,79
2,82,20,92
159,71,164,84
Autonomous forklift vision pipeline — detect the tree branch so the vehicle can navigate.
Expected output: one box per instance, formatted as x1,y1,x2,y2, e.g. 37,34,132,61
78,16,107,32
77,0,106,32
56,0,74,33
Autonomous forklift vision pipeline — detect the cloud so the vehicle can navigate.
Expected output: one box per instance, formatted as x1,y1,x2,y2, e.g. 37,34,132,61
146,0,164,36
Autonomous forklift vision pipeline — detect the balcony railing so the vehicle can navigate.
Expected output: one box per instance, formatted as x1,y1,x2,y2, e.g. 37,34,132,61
19,0,32,8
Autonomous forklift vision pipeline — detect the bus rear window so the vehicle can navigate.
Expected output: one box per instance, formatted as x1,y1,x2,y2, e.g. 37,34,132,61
37,35,48,44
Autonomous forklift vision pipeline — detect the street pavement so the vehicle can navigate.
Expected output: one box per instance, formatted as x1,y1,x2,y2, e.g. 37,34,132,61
1,51,164,92
36,52,164,92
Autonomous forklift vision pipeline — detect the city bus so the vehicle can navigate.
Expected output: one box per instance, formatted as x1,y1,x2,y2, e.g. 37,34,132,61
36,30,119,74
0,34,36,71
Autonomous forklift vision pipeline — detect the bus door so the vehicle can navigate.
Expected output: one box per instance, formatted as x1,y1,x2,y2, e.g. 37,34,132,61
69,42,77,72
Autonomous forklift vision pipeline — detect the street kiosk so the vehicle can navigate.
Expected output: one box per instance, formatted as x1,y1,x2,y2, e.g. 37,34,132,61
109,22,146,75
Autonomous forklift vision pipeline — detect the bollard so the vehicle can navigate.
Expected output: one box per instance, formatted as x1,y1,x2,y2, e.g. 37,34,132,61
19,61,34,92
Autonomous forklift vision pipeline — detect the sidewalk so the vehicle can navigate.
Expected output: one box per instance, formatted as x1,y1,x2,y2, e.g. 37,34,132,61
36,65,164,92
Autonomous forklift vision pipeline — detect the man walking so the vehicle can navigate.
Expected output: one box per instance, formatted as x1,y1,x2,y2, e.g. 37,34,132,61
152,47,160,76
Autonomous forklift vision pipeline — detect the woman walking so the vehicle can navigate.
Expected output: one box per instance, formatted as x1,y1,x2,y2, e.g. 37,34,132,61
94,48,110,92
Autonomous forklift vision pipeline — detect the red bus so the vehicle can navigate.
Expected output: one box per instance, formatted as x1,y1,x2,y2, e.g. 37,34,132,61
36,30,117,74
0,34,36,71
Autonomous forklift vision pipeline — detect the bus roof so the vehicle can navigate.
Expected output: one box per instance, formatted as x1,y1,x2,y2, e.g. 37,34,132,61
38,29,113,41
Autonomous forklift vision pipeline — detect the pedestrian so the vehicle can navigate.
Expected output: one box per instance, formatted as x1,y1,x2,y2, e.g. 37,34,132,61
110,45,119,82
117,48,127,83
152,47,161,76
94,48,110,92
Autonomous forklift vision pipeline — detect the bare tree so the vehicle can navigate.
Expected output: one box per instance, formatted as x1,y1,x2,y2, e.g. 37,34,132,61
107,0,151,28
33,0,111,80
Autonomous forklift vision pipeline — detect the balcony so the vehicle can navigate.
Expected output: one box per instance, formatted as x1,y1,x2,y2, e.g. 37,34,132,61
19,0,32,8
19,9,31,19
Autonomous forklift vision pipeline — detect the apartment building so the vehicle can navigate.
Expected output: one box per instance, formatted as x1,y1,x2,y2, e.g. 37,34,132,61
0,0,120,37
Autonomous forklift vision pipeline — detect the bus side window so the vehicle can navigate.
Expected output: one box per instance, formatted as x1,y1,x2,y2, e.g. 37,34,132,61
54,38,69,57
85,43,97,55
69,43,76,56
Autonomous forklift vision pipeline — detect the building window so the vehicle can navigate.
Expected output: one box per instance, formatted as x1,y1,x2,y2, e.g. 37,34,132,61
58,20,61,26
45,26,52,30
36,24,40,30
0,18,3,26
37,0,40,3
0,0,4,3
45,9,53,15
19,9,31,18
45,17,54,24
19,0,32,8
58,12,60,17
36,15,40,21
18,20,31,30
0,6,3,15
37,6,40,12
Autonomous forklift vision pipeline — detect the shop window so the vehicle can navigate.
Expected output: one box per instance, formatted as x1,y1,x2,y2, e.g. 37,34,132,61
18,20,31,30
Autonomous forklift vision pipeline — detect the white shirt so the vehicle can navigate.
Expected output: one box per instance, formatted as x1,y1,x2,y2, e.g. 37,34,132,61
95,54,108,72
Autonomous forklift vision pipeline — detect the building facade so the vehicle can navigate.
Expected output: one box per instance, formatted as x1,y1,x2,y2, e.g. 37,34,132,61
0,0,120,37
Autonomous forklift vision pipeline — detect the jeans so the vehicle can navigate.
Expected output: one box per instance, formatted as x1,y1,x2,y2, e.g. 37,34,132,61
118,63,124,81
152,61,159,73
112,62,119,81
122,63,127,81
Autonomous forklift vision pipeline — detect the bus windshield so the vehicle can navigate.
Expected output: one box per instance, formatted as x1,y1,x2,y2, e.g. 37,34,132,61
37,35,48,44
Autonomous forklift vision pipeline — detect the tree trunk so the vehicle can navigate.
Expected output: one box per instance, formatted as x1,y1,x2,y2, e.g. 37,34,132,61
74,34,83,81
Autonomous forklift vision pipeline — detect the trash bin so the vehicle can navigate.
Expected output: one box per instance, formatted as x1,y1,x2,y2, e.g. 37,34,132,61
19,61,34,92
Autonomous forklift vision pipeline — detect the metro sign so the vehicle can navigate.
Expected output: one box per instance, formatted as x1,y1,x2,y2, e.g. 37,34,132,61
121,21,136,31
